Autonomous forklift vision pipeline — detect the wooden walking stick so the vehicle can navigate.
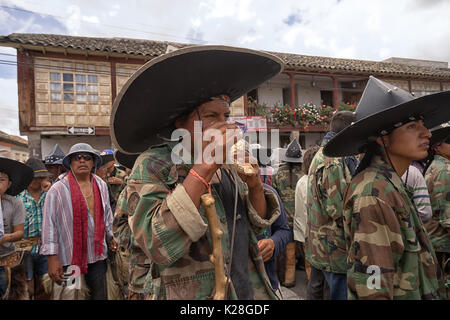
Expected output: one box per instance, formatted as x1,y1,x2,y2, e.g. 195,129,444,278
190,168,227,300
191,140,255,300
201,194,227,300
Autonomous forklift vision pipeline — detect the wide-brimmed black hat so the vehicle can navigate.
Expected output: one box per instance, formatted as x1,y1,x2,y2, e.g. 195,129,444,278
44,144,65,165
281,139,303,163
430,122,450,146
114,150,139,170
324,76,450,157
0,157,34,196
111,45,284,154
25,157,53,178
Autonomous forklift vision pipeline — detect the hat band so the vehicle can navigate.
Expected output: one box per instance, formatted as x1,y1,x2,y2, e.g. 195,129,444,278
379,115,424,136
34,169,49,173
209,95,231,105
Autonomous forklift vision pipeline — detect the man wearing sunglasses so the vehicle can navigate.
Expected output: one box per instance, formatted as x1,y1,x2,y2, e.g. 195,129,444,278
41,143,117,300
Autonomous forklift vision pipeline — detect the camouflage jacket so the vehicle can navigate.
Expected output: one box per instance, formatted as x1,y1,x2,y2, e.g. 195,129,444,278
344,155,445,300
271,163,304,228
305,136,352,273
122,142,280,300
113,185,150,295
109,167,128,203
424,155,450,253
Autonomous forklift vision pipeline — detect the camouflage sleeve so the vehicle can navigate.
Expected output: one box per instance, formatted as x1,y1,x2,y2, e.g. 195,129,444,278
113,187,132,250
345,195,404,300
245,187,281,236
129,181,208,270
320,162,351,221
271,173,280,194
433,169,450,229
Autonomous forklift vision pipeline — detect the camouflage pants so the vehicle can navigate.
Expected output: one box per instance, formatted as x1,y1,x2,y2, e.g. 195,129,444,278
436,252,450,299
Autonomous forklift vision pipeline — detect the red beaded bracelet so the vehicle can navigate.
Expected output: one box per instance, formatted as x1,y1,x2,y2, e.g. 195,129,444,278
189,169,212,195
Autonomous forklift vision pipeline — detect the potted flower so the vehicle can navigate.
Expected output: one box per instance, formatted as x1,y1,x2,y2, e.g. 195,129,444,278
268,102,295,126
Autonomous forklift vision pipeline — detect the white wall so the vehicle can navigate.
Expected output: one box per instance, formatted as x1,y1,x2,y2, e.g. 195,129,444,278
304,132,325,148
257,87,283,108
41,135,112,158
295,80,322,106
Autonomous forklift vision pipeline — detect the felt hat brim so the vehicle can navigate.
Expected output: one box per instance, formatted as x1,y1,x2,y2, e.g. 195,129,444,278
324,90,450,157
44,156,64,165
430,124,450,146
100,154,115,166
111,45,284,154
114,150,139,170
281,154,303,163
62,144,102,170
33,169,53,178
44,144,66,165
0,158,34,196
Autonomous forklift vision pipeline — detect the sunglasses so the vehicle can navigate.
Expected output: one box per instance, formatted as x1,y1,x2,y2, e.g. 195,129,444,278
72,154,93,161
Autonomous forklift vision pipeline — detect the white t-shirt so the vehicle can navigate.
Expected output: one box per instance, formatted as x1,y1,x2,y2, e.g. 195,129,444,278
294,175,308,242
401,165,432,222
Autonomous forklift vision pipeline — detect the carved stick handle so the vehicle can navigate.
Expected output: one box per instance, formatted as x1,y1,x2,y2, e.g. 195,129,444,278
201,193,227,300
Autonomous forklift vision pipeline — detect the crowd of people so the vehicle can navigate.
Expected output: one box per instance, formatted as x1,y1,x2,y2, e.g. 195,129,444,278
0,45,449,301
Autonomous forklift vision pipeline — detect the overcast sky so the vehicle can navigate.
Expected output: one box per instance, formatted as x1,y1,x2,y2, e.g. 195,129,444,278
1,0,449,138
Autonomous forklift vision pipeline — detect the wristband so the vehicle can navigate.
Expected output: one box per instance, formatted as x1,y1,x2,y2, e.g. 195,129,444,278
189,169,212,195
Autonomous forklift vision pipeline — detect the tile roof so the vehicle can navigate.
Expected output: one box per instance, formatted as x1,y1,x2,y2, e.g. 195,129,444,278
1,33,450,80
0,130,28,147
272,51,450,79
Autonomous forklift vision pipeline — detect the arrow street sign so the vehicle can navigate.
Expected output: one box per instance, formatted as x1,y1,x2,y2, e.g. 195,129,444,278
67,126,95,135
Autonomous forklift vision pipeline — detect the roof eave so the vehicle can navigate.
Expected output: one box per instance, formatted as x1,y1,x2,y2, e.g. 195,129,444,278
0,41,156,60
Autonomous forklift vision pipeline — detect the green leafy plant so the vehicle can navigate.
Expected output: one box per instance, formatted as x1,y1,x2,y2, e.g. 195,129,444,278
247,97,269,117
338,101,357,112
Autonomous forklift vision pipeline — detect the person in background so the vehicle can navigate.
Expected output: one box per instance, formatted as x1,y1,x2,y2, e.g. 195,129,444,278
0,157,33,299
17,158,53,299
0,197,3,240
401,165,433,223
41,143,117,300
43,144,66,185
294,145,320,282
272,139,304,288
256,183,291,296
112,151,147,300
423,123,450,299
305,111,356,300
252,145,291,295
324,76,448,300
96,149,118,213
252,148,273,185
98,149,128,205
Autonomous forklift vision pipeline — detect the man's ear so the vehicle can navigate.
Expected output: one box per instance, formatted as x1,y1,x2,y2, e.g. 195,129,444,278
7,180,12,190
375,136,389,148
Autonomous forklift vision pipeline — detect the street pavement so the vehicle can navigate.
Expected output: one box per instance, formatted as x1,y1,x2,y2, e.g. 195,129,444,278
279,269,307,300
